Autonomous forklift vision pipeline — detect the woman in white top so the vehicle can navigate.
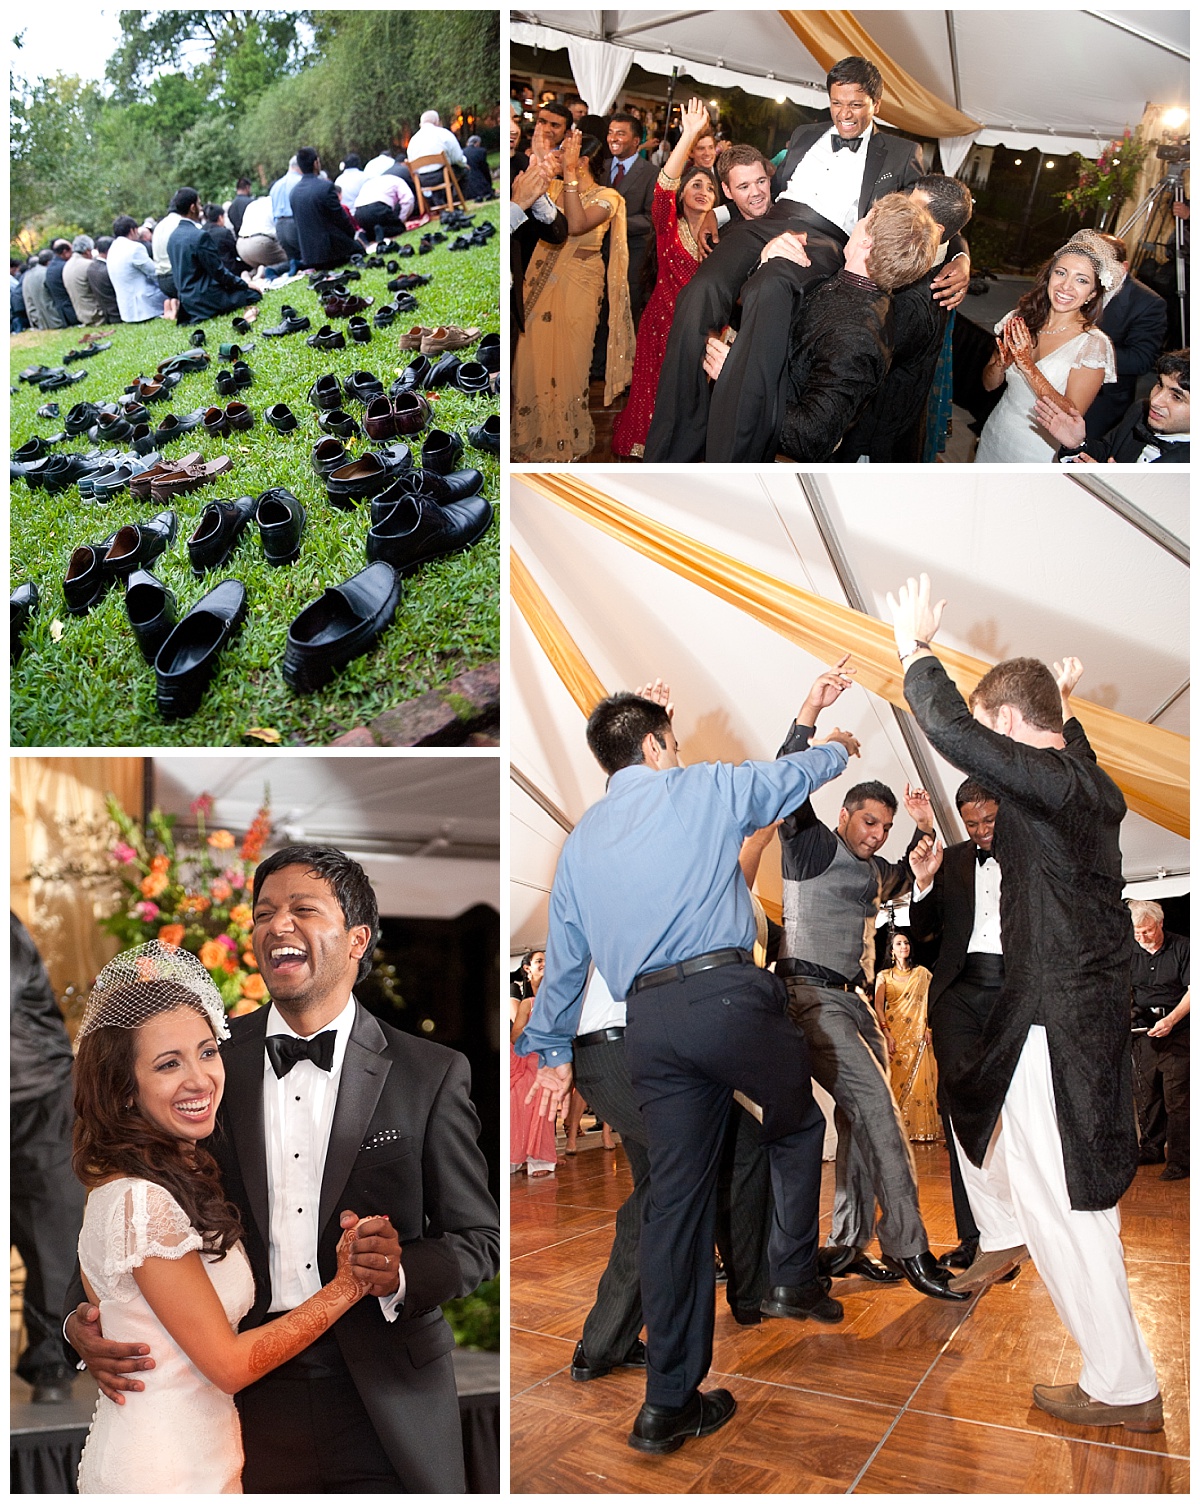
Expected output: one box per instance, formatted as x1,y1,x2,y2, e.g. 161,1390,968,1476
72,944,368,1493
976,233,1119,462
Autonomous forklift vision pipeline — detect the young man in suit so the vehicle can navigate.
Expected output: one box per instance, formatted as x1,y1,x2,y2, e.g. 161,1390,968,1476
907,778,1002,1269
1085,233,1168,440
67,845,499,1491
605,112,657,323
645,55,970,461
289,147,360,271
1041,348,1190,464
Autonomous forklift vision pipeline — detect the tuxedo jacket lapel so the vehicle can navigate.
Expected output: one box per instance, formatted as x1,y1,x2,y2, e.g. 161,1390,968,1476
222,1010,272,1254
859,133,887,217
319,1002,392,1233
951,842,977,929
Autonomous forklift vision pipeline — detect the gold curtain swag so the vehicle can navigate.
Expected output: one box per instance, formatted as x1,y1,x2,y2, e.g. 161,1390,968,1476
779,11,980,139
518,473,1189,839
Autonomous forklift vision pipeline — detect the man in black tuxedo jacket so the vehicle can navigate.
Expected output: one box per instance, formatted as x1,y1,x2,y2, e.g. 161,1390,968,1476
1042,349,1189,464
645,55,970,461
67,845,499,1493
1086,233,1168,440
907,779,1002,1269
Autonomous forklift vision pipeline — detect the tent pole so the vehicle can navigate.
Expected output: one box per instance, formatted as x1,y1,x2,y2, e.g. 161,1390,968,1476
794,474,962,843
944,12,963,111
1080,10,1190,60
1064,475,1190,565
511,765,575,835
1145,681,1189,727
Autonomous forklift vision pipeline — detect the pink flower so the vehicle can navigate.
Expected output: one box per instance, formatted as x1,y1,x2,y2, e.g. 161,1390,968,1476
134,901,160,921
190,792,215,819
217,934,238,952
112,841,138,864
211,878,233,903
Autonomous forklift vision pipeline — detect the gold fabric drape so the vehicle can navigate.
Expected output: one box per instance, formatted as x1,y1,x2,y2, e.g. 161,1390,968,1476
519,473,1189,838
511,549,608,715
779,11,980,138
11,758,145,1001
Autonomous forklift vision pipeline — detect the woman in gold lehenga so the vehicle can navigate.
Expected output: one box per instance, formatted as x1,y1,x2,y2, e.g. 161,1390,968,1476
511,130,635,461
875,932,940,1142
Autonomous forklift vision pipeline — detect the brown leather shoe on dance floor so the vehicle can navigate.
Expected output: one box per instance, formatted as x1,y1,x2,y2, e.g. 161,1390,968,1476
1032,1382,1163,1432
948,1244,1028,1293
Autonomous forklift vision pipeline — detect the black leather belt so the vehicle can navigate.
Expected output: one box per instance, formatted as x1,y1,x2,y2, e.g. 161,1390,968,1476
575,1026,625,1049
632,948,752,992
776,958,854,990
961,953,1005,987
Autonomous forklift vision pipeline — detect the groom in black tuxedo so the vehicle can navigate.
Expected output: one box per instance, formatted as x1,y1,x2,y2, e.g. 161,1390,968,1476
67,845,499,1493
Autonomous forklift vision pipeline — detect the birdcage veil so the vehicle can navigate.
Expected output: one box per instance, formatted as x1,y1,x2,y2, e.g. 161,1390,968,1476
78,941,230,1042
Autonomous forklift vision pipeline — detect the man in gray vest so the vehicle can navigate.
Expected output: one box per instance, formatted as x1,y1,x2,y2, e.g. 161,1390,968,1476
775,656,964,1301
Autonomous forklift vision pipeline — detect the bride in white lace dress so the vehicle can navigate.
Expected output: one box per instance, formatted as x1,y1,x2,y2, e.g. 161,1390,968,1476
976,235,1119,463
71,944,369,1494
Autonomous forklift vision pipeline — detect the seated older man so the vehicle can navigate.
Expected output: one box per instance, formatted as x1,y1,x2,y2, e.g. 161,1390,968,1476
62,236,106,326
106,217,166,322
86,238,123,323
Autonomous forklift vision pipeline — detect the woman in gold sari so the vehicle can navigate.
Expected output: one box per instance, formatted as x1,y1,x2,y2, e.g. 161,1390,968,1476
874,931,940,1142
512,131,635,461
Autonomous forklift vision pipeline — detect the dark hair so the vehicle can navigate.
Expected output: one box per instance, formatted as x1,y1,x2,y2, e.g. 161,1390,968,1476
520,948,545,974
886,928,913,964
913,173,972,240
95,236,114,254
1096,231,1127,263
1156,349,1189,391
296,146,319,174
236,176,253,191
1015,253,1102,338
564,93,585,108
252,844,379,983
955,777,999,810
717,143,771,186
537,101,572,130
586,693,673,776
640,165,720,299
576,135,608,180
843,780,897,815
203,203,224,225
608,110,644,143
970,657,1063,733
113,214,139,239
72,985,244,1257
171,186,200,216
827,56,883,105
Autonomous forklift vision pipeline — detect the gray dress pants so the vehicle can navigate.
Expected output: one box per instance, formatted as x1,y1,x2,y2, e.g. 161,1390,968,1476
785,979,927,1258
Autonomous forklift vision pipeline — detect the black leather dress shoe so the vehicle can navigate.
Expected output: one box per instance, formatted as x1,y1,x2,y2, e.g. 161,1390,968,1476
189,328,207,346
373,304,398,328
467,413,501,454
884,1251,970,1301
231,316,252,334
153,410,207,445
420,428,464,475
842,1253,903,1282
343,369,384,403
14,438,52,464
347,316,372,343
103,511,178,579
570,1338,646,1381
317,407,361,439
188,496,257,573
453,360,492,394
397,242,414,258
475,332,500,372
628,1389,736,1455
264,403,299,433
225,401,254,432
125,569,177,664
760,1281,844,1323
1137,1145,1166,1165
256,488,306,566
378,466,483,510
261,306,310,337
64,401,101,436
1161,1163,1189,1181
426,353,462,388
11,582,39,663
63,535,118,615
391,356,433,394
311,438,348,476
283,561,402,693
214,361,253,396
366,490,493,573
936,1240,979,1272
203,404,231,438
155,579,248,719
308,373,343,410
307,324,347,351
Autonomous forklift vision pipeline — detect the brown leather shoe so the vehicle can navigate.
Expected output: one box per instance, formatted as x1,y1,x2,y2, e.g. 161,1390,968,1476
1032,1383,1163,1432
419,324,482,355
130,452,203,499
948,1244,1028,1293
150,456,233,504
398,325,434,351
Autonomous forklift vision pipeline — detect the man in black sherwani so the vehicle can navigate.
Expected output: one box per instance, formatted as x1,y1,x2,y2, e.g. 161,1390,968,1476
888,574,1162,1435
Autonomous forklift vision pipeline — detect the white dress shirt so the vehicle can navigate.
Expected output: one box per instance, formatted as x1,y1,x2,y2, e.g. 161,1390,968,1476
263,997,404,1318
911,848,1003,955
576,967,626,1036
777,124,874,236
1141,432,1189,462
406,124,466,171
237,196,277,240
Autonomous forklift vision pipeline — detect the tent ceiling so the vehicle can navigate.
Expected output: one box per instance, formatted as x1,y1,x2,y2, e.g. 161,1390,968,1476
150,757,498,920
513,9,1190,154
510,471,1188,951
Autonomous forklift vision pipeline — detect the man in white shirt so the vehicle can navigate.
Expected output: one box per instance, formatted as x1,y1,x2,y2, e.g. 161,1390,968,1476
67,844,498,1492
105,215,167,322
235,193,288,272
406,110,467,203
335,153,366,212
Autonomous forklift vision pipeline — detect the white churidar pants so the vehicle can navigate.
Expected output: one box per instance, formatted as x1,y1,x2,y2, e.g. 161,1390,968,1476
954,1025,1158,1405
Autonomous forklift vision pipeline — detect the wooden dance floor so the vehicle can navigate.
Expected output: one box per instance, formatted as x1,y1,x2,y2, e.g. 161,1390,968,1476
510,1139,1189,1493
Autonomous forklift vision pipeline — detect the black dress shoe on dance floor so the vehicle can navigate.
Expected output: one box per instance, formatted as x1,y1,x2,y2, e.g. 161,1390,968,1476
282,561,401,693
155,579,248,719
570,1338,646,1381
843,1252,903,1282
760,1281,843,1323
936,1239,979,1271
366,490,493,573
628,1389,737,1455
1161,1164,1189,1180
888,1250,971,1300
124,569,177,664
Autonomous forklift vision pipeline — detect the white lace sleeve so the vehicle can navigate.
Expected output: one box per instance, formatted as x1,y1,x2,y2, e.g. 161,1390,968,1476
81,1179,203,1302
1077,328,1117,382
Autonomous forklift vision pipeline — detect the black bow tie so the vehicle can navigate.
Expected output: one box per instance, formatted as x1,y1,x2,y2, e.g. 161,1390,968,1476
1132,420,1162,452
266,1030,336,1078
975,847,994,867
831,133,864,153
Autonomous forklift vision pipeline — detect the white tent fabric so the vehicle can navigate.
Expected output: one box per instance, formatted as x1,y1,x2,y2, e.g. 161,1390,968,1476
565,33,634,116
939,132,978,177
510,470,1188,952
513,9,1190,157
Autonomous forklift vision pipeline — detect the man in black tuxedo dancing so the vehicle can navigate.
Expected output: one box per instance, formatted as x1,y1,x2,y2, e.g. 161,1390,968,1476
67,845,499,1492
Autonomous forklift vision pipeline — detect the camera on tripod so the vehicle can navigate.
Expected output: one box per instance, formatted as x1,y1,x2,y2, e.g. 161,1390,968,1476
1155,138,1190,164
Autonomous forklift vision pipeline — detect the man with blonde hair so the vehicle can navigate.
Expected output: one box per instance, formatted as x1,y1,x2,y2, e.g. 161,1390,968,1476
1128,899,1189,1179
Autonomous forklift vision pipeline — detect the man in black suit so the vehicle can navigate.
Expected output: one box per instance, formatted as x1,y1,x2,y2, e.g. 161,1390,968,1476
645,56,970,460
907,778,1001,1269
290,146,360,270
166,187,261,324
67,845,499,1491
1041,348,1189,464
1085,233,1168,440
605,112,657,323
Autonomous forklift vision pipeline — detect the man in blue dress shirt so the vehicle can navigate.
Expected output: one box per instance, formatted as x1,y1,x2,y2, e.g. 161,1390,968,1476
517,690,856,1454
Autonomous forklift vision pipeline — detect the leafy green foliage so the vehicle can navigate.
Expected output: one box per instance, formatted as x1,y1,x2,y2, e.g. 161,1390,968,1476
442,1277,499,1351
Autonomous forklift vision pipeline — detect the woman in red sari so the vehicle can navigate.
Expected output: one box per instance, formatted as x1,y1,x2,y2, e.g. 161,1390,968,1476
612,99,719,458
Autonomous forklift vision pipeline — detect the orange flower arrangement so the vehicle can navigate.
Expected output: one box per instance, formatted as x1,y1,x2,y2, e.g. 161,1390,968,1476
208,830,236,851
158,923,186,947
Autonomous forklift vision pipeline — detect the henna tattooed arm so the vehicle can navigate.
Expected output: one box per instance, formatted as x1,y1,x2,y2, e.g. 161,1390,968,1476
132,1219,370,1395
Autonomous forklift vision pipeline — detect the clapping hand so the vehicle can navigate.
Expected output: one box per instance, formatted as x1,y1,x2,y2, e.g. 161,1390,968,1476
561,130,582,176
1004,314,1034,365
512,162,551,212
909,832,944,888
1053,656,1083,723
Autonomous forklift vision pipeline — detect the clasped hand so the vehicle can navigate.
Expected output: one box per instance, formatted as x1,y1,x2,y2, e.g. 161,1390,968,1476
341,1209,402,1297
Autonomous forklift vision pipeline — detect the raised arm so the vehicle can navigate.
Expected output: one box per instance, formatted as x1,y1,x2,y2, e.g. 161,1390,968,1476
663,98,712,182
561,132,613,236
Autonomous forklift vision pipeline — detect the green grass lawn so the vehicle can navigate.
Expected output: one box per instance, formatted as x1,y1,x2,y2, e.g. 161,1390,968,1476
11,203,499,748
